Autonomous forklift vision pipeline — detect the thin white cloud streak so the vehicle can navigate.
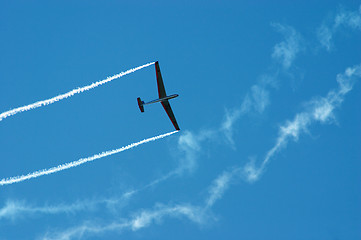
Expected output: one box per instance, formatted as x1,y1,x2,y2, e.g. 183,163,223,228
0,171,178,221
221,108,242,146
42,164,242,240
41,169,231,240
176,130,216,174
121,170,179,200
221,23,300,145
0,62,154,122
221,74,276,146
243,64,361,182
0,200,98,221
130,204,205,231
185,64,361,221
317,5,361,51
199,64,361,208
271,23,302,69
334,5,361,30
205,168,240,209
317,24,333,51
41,203,205,240
5,177,212,239
0,131,178,186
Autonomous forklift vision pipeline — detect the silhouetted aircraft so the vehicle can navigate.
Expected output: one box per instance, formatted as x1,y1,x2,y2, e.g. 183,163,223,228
137,61,180,131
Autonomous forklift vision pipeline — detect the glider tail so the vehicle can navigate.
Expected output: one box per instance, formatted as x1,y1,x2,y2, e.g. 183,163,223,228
137,97,145,112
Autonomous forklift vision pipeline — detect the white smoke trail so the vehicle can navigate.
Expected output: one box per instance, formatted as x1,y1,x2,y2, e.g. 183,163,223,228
0,131,178,186
0,62,154,122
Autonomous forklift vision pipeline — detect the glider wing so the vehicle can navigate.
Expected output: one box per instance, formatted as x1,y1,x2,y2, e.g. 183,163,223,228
155,61,167,98
161,100,180,130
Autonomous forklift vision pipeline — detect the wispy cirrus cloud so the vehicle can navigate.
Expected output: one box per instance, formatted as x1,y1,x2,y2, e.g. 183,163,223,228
0,192,136,222
221,23,301,145
317,24,334,51
317,5,361,51
175,129,217,175
41,203,206,240
334,5,361,29
2,171,219,240
186,64,361,212
0,200,100,222
40,179,222,240
0,167,186,222
222,74,282,144
179,74,276,159
40,164,248,240
271,23,302,69
221,107,244,146
220,74,276,146
130,203,205,231
176,131,202,174
242,64,361,182
220,75,274,145
205,167,241,209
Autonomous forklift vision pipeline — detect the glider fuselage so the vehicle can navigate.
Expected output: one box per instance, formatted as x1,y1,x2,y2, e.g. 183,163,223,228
143,94,179,105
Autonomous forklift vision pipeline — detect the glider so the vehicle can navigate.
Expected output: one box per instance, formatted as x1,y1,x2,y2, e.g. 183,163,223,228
137,61,180,131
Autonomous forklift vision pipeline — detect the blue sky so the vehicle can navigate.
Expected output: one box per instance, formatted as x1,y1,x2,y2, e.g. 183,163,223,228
0,1,360,240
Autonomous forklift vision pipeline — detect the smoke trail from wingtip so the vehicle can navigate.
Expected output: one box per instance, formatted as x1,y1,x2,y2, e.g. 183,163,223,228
0,62,155,122
0,130,178,186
